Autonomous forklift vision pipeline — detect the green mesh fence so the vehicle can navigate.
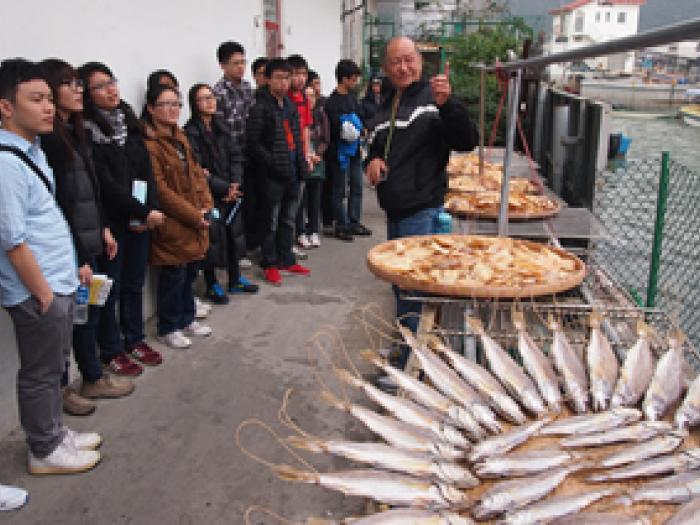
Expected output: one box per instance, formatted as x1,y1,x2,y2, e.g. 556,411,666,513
592,154,700,353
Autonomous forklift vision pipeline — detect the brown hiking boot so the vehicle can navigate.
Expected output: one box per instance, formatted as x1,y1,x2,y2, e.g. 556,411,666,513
80,375,135,399
62,387,96,416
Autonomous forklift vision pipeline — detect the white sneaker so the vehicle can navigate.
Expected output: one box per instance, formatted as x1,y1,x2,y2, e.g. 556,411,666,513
309,233,321,247
159,331,192,349
0,484,28,511
28,441,101,475
195,298,210,319
239,257,253,269
297,234,311,249
63,428,102,451
183,321,212,337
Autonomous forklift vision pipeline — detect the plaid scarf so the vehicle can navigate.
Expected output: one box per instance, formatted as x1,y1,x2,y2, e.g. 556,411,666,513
99,108,128,146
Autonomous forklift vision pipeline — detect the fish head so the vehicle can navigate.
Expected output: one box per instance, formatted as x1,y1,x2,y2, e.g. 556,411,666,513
591,389,610,412
570,390,589,414
612,406,643,423
437,484,471,509
435,442,467,462
522,390,548,418
440,425,472,449
642,400,662,422
442,512,475,525
511,307,525,330
435,462,478,489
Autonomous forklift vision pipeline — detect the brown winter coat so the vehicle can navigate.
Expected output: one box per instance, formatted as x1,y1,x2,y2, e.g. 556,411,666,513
144,124,214,266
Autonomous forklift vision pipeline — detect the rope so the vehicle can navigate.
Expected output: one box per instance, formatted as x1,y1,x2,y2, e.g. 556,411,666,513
244,505,299,525
277,388,320,441
234,418,318,474
486,62,510,163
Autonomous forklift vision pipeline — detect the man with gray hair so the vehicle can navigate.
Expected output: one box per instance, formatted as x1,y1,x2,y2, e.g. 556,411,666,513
365,37,479,366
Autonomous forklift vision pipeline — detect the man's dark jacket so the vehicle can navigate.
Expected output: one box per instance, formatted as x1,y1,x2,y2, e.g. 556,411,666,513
366,80,479,220
245,86,307,201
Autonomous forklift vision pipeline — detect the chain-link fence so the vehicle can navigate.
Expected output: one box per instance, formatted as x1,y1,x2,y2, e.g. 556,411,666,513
592,153,700,351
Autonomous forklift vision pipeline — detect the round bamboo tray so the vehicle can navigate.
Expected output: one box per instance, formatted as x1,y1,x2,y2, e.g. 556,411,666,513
367,235,586,298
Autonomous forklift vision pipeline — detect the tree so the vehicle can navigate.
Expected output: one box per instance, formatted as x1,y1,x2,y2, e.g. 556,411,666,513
444,19,530,144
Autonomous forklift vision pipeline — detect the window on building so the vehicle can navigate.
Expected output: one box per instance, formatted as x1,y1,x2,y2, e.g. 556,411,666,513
595,11,601,22
618,12,626,23
605,11,611,22
575,12,584,32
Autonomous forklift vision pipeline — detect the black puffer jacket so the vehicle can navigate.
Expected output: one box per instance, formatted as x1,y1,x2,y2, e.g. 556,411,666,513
246,86,307,197
41,128,103,266
184,116,243,203
84,108,159,237
184,116,246,267
366,81,479,220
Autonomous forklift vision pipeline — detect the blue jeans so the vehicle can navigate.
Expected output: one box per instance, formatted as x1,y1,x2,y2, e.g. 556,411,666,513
387,207,442,366
120,229,150,350
330,155,363,231
96,234,126,363
157,262,198,336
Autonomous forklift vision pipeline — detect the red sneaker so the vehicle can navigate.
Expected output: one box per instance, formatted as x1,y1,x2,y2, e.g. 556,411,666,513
129,342,163,366
264,267,283,286
280,263,310,276
106,352,144,376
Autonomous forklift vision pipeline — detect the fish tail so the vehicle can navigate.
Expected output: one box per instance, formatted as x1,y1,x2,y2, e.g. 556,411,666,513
334,368,362,388
272,465,317,483
320,389,348,411
547,312,559,330
669,327,686,347
466,317,485,335
285,436,326,454
427,335,448,354
360,349,383,367
589,310,602,328
511,306,525,330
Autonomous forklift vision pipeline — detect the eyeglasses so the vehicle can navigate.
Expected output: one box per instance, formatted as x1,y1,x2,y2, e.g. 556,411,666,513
154,100,183,109
59,78,84,90
89,78,118,92
196,95,216,103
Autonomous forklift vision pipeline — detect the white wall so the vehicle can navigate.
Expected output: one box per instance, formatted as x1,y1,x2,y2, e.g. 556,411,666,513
282,0,342,94
0,0,342,441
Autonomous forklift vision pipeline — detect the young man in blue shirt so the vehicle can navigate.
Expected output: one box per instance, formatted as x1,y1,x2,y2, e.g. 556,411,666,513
0,59,102,475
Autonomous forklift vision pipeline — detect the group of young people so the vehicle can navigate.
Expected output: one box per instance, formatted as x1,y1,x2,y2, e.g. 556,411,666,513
0,40,373,492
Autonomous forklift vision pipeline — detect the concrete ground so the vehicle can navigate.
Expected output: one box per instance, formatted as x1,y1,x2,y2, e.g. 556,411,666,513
0,190,394,525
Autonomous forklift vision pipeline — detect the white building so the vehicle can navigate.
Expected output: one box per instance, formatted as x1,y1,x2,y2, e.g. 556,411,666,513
549,0,645,79
0,0,343,441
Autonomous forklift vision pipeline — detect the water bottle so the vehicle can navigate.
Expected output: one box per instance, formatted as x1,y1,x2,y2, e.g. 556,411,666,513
73,284,89,325
435,211,453,234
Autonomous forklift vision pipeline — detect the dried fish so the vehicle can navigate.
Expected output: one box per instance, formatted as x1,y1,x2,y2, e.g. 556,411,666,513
512,310,562,414
474,465,580,520
586,312,619,412
598,431,685,468
361,350,486,440
549,316,589,414
665,495,700,525
561,421,673,448
335,369,470,450
588,448,700,482
612,321,654,408
429,335,527,425
677,373,700,430
474,448,581,479
469,418,550,463
287,437,479,488
351,509,475,525
467,318,547,418
551,512,650,525
540,407,641,436
643,330,684,421
401,327,503,434
497,489,615,525
321,391,465,461
274,467,471,509
622,471,700,504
